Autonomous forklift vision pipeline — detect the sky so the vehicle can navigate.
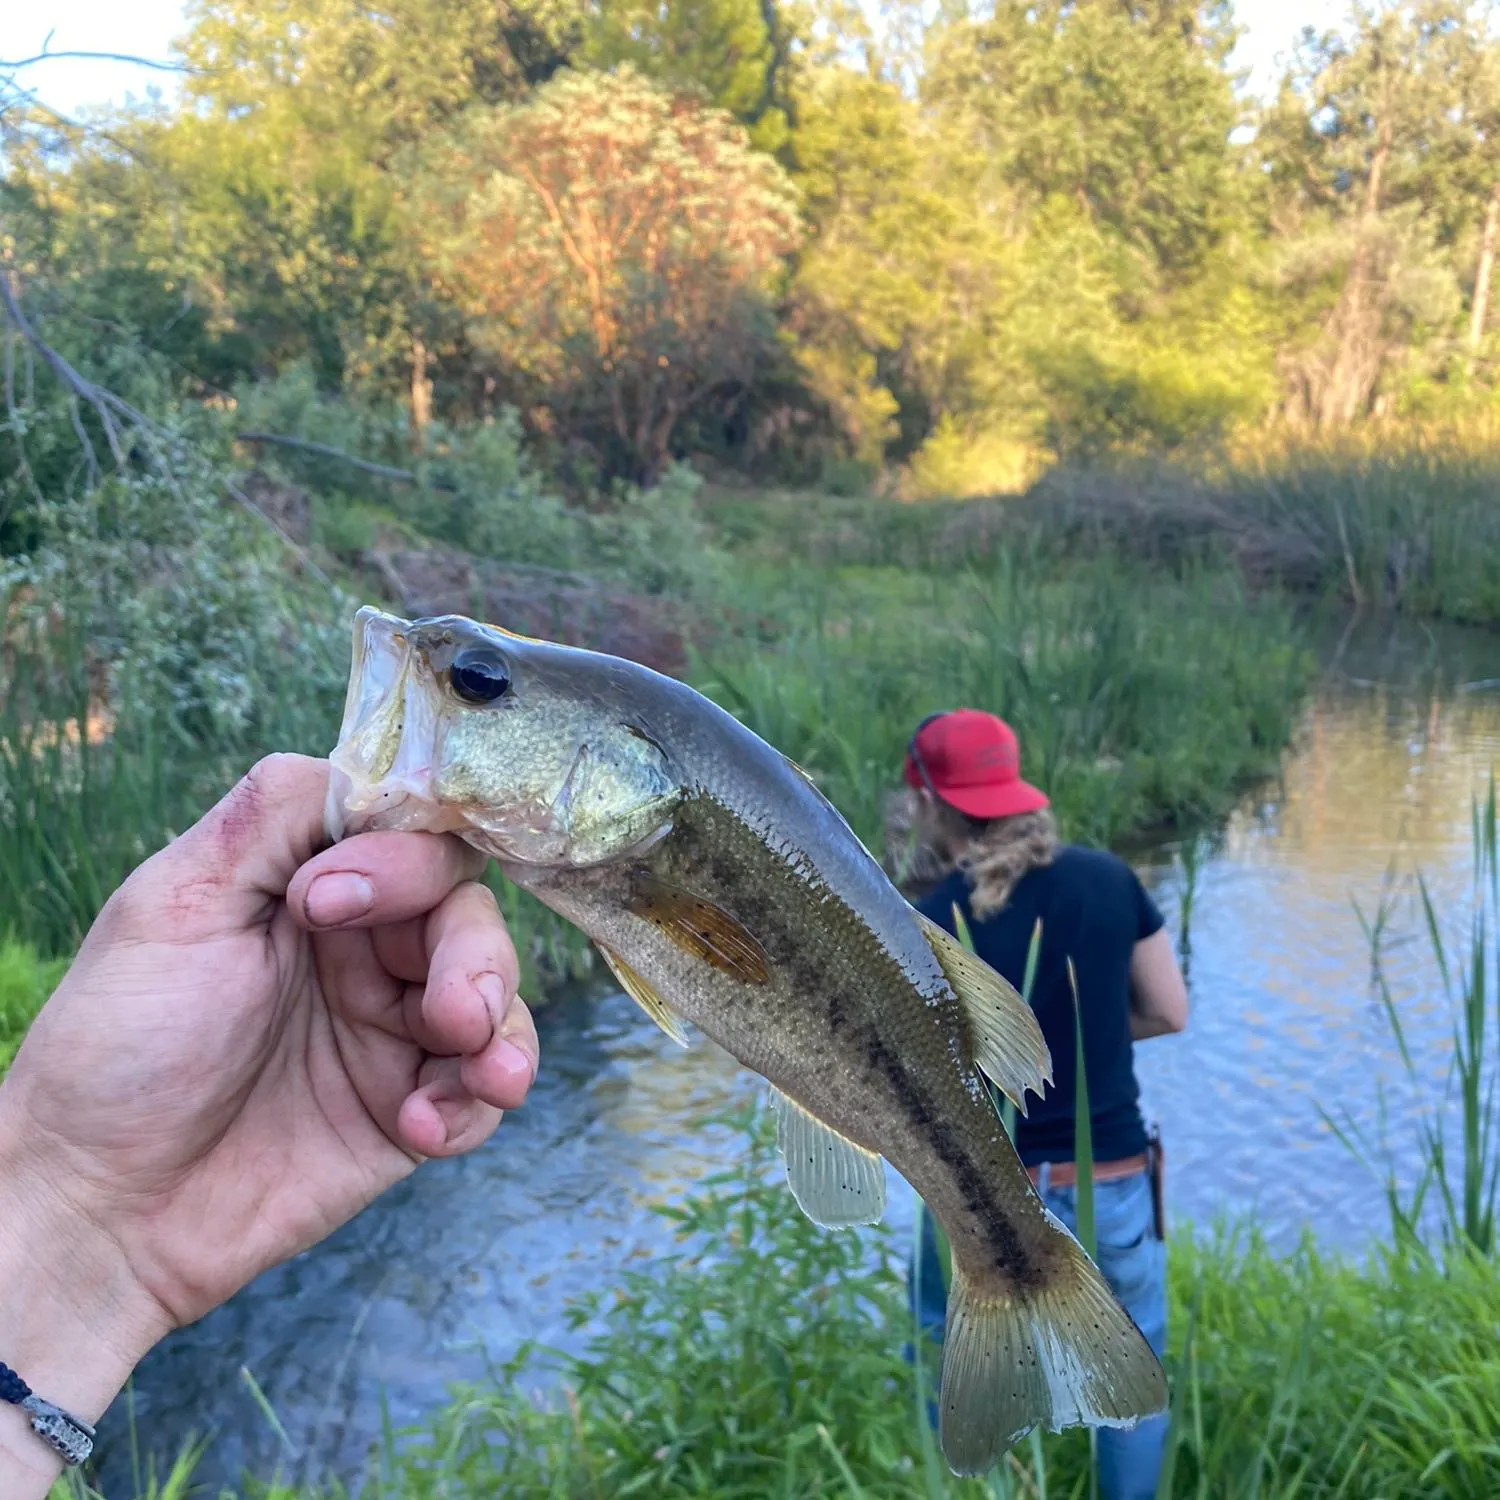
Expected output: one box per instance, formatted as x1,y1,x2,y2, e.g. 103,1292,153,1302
2,0,1351,120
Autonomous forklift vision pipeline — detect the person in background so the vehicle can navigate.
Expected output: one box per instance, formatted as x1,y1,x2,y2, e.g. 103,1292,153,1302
891,708,1189,1500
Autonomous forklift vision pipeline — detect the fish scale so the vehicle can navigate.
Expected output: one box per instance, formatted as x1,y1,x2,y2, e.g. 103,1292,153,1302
327,604,1168,1476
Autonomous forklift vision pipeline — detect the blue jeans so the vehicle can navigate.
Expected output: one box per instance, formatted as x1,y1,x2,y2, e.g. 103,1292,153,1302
908,1168,1169,1500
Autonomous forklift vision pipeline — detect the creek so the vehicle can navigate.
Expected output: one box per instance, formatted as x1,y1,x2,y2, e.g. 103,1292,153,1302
97,614,1500,1494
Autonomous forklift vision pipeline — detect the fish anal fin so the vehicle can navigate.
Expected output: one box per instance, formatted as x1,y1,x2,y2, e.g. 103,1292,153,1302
770,1087,886,1229
937,1221,1168,1476
914,909,1052,1113
596,943,691,1048
625,870,770,985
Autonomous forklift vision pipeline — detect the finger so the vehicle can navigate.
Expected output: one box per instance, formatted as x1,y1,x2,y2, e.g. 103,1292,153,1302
313,926,405,1031
402,883,520,1056
370,881,510,988
458,992,538,1109
395,1054,504,1159
372,917,431,988
287,831,488,933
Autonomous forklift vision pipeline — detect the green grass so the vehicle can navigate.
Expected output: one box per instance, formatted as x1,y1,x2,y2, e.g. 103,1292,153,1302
696,555,1313,851
704,430,1500,630
1018,439,1500,628
0,938,66,1075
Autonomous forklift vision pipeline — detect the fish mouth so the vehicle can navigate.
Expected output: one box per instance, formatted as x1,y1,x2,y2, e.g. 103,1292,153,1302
325,606,466,843
324,604,572,856
326,604,660,865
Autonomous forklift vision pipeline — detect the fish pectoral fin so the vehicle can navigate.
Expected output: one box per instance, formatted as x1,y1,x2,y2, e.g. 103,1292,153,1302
769,1087,886,1229
624,869,770,986
914,909,1053,1114
596,943,691,1048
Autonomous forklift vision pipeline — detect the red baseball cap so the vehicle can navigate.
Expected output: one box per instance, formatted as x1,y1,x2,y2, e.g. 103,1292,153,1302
902,709,1050,820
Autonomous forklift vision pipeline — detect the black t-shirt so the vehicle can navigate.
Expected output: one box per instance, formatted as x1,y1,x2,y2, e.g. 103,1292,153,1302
914,845,1164,1166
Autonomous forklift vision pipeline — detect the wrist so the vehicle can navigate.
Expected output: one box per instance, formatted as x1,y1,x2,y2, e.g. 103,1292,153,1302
0,1089,171,1496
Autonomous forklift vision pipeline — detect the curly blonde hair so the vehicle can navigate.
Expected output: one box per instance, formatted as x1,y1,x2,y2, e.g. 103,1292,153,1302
884,786,1058,919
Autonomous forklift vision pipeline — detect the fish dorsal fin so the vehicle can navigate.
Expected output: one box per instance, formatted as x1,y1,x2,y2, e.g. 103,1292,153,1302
596,943,691,1048
770,1087,886,1229
624,869,770,986
782,752,817,787
914,908,1053,1114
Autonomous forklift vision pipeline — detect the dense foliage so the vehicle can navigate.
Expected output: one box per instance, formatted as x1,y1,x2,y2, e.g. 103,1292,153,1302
11,0,1500,494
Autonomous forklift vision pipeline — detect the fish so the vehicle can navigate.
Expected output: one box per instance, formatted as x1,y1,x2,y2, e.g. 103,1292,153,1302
324,604,1168,1476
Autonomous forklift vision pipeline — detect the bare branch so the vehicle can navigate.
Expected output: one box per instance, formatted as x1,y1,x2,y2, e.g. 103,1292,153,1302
0,51,194,75
234,431,460,493
0,266,134,469
0,245,334,587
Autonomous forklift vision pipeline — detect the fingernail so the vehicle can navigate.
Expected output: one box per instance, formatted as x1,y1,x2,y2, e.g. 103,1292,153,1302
494,1038,536,1086
305,872,375,926
476,972,508,1023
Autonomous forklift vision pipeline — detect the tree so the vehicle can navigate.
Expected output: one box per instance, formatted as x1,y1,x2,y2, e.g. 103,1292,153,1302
581,0,801,155
1257,1,1491,424
924,0,1243,277
178,0,583,129
419,67,801,483
125,0,592,418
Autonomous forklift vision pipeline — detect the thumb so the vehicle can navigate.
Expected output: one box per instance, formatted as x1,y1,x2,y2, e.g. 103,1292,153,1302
102,754,333,942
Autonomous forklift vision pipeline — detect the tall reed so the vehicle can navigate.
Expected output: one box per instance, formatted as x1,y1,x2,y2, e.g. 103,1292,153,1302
1018,436,1500,627
698,556,1312,855
1337,778,1499,1259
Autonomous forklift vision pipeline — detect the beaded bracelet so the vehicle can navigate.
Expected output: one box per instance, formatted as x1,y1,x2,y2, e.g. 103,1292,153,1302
0,1361,95,1466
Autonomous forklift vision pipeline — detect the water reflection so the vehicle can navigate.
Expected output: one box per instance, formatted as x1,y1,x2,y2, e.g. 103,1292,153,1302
1134,616,1499,1252
97,615,1498,1493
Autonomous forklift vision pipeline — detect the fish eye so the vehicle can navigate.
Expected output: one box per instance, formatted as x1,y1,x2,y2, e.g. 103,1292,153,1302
450,647,511,705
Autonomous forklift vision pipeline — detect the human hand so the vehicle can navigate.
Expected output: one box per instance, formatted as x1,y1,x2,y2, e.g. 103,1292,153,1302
0,753,536,1494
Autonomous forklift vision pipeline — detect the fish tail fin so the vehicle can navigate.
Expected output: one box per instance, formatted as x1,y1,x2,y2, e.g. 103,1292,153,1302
936,1227,1168,1477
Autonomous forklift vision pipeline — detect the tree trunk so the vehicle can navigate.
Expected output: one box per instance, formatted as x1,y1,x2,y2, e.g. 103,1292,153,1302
410,334,433,436
1469,182,1500,352
1319,122,1392,428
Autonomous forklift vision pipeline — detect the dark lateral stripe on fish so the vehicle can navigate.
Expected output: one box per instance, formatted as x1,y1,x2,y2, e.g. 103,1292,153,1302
862,1025,1045,1291
686,796,1044,1283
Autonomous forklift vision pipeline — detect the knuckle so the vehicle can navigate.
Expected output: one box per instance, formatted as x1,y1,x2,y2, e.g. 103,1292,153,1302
243,751,313,795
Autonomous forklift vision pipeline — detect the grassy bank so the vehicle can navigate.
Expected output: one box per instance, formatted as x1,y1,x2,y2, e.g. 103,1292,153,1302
1,540,1315,1001
47,1147,1500,1500
704,428,1500,630
698,556,1310,852
228,1157,1495,1500
1024,436,1500,628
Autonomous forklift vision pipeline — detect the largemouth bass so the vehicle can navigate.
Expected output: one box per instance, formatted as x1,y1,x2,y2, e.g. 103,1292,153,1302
325,605,1168,1475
